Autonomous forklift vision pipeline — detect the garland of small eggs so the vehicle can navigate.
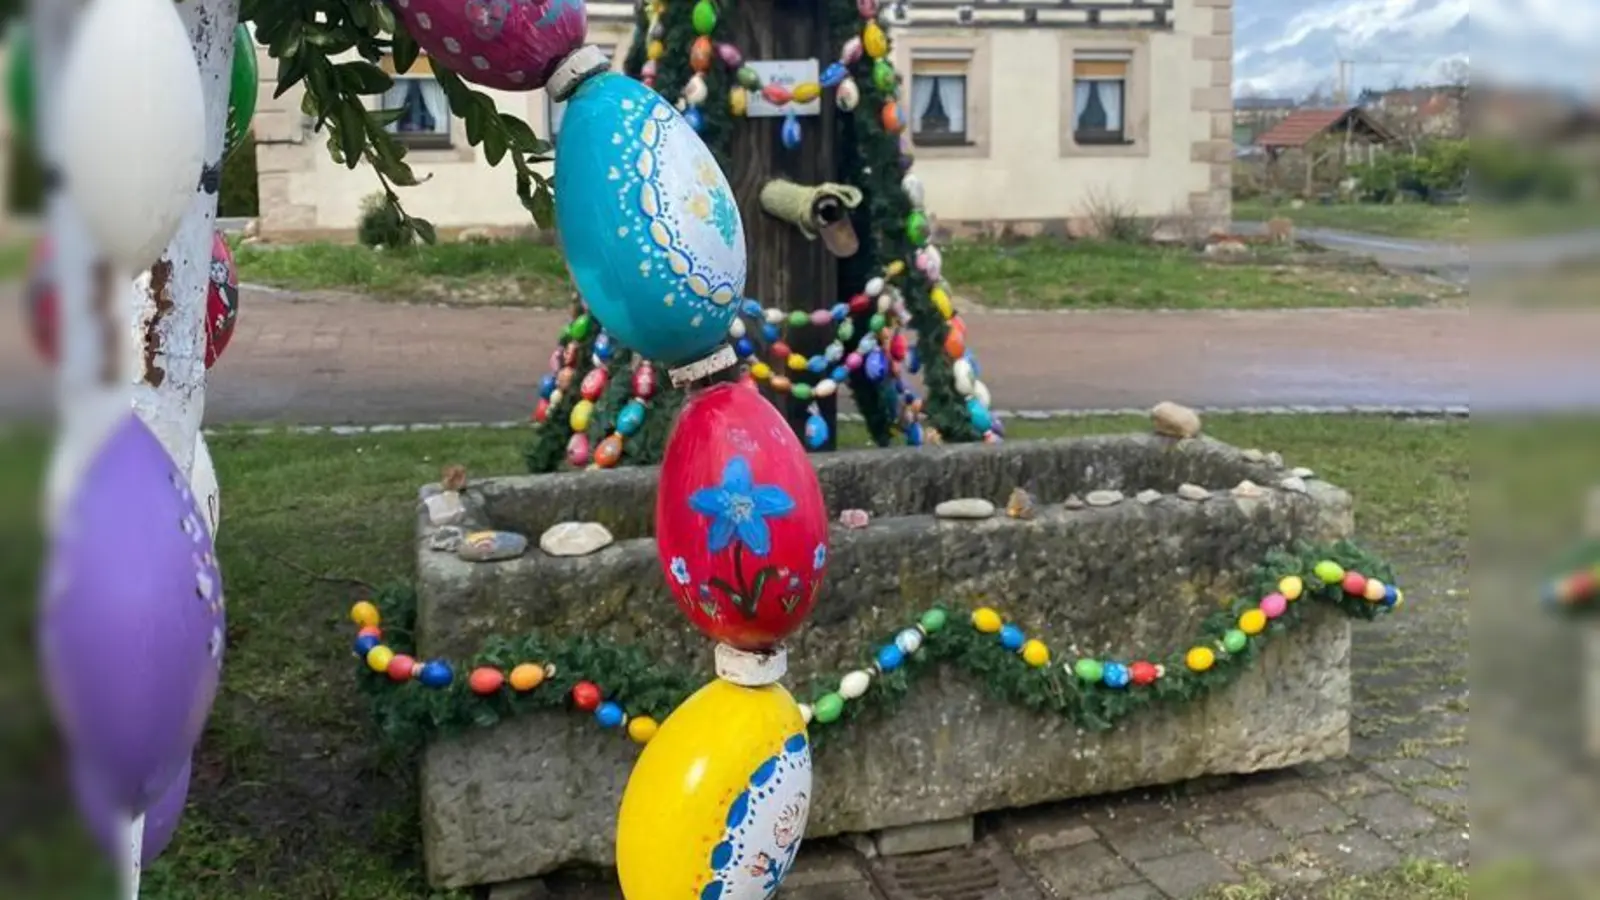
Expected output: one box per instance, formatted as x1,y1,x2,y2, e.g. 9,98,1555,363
1543,559,1600,609
349,554,1401,742
531,320,663,470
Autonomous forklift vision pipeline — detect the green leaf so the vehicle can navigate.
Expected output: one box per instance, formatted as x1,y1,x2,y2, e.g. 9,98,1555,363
483,126,509,166
337,60,394,95
274,51,311,99
391,28,420,75
336,101,367,170
411,218,438,245
523,181,556,230
498,113,544,153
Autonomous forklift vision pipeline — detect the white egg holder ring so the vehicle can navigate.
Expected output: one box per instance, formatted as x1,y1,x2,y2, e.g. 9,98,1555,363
714,642,788,687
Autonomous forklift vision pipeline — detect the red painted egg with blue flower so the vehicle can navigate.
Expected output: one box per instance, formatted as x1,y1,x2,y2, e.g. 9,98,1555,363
385,0,588,91
655,380,829,650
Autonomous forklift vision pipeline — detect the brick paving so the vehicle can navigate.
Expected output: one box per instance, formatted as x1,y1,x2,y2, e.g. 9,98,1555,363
535,549,1469,900
0,286,1486,426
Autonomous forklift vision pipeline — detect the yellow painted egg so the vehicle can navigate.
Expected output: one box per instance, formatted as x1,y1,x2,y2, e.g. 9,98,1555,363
930,286,953,319
627,715,659,743
570,399,594,431
791,82,821,103
365,645,394,673
1186,646,1215,672
616,679,811,900
350,600,380,628
751,361,772,380
971,607,1003,633
729,87,748,116
863,22,889,59
1278,575,1303,601
1363,578,1387,602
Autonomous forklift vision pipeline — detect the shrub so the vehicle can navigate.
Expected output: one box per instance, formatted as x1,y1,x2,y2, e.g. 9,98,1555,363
357,192,413,248
219,131,259,217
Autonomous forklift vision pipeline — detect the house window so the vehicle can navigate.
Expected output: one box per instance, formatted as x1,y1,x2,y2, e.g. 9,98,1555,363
1072,55,1130,145
381,74,452,149
910,56,970,146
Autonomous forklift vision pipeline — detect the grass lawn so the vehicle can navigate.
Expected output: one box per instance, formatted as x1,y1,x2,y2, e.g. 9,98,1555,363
220,235,1457,312
1234,198,1471,242
939,238,1454,310
0,413,1472,899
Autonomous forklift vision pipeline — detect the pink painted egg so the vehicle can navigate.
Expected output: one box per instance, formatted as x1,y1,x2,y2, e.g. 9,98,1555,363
387,0,588,91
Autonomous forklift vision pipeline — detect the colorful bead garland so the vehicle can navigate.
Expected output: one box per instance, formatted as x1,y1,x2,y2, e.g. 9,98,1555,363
532,321,661,470
348,600,662,744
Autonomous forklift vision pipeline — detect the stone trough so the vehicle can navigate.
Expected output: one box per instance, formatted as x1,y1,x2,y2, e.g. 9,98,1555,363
414,434,1356,891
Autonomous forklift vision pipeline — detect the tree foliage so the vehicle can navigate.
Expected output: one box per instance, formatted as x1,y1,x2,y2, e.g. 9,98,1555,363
241,0,556,244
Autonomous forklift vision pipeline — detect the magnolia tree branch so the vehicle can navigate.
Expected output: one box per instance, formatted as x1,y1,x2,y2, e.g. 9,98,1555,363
133,0,240,474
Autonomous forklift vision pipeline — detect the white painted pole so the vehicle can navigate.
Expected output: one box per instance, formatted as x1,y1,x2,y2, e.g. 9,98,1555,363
134,0,239,474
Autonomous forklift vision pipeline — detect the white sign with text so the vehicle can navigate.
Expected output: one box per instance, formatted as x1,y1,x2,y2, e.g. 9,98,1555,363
745,59,823,118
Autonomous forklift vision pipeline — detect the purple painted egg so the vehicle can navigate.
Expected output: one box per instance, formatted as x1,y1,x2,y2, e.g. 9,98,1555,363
387,0,588,91
38,414,226,814
70,755,191,866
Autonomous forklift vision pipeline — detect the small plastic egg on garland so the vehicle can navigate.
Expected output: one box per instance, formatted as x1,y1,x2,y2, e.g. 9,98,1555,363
1021,639,1050,667
572,681,603,711
921,608,949,633
862,22,890,58
595,433,625,468
872,59,897,92
837,77,861,111
1279,575,1304,600
387,654,418,682
569,399,594,431
737,65,762,89
881,100,905,134
842,36,864,64
876,644,905,672
1129,660,1159,685
566,432,591,467
1341,571,1367,597
1238,608,1267,635
690,37,714,73
419,660,454,688
509,663,547,692
1363,578,1388,603
781,112,803,149
973,380,993,409
468,667,505,696
998,623,1025,651
813,692,845,723
1185,646,1216,672
902,173,925,209
56,0,206,273
1073,659,1103,683
366,645,395,673
1222,628,1249,653
684,74,709,106
804,409,830,449
792,82,822,104
626,715,658,743
895,627,924,654
917,245,943,281
906,210,930,245
692,0,718,33
1102,662,1131,689
1260,592,1289,618
350,601,381,628
858,0,879,16
1313,560,1345,584
839,670,872,700
821,62,849,88
971,607,1003,633
595,701,627,728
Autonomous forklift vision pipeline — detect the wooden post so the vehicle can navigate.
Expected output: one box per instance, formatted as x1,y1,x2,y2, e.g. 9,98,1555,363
724,0,839,451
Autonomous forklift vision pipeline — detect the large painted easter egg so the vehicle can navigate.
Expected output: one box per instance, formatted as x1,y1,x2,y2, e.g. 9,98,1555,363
38,413,226,814
616,678,812,900
25,231,240,368
386,0,588,91
655,380,828,651
70,756,191,867
555,71,746,367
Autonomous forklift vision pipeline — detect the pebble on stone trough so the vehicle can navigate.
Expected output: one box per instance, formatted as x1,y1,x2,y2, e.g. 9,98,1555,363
936,498,997,520
1006,488,1037,519
1150,401,1202,439
1241,448,1266,463
1279,476,1309,494
1265,451,1284,468
1062,494,1086,509
425,491,466,526
1232,480,1266,498
839,509,871,529
1177,483,1211,501
1291,466,1315,479
1136,489,1163,505
457,530,529,562
1086,490,1124,507
538,522,615,557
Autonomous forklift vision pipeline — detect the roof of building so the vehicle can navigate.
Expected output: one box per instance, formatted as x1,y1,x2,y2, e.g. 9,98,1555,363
1254,106,1398,148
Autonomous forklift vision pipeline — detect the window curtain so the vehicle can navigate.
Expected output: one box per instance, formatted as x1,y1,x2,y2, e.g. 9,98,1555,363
911,74,966,135
383,78,451,134
1073,79,1123,131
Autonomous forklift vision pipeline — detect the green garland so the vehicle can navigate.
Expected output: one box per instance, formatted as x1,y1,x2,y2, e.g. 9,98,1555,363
522,306,604,473
354,540,1398,751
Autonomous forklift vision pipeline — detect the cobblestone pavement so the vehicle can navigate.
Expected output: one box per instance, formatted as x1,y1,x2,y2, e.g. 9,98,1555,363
534,547,1469,900
0,287,1487,426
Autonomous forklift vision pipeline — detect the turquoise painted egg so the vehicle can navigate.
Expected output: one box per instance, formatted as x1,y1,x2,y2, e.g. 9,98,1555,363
554,72,747,367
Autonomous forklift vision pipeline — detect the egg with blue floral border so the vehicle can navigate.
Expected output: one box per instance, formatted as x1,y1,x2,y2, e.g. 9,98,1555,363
555,71,747,367
616,678,811,900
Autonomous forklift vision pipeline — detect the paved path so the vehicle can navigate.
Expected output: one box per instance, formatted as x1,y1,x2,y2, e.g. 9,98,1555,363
0,287,1485,426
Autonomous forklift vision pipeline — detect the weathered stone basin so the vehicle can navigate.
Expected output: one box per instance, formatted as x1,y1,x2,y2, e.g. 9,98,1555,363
415,435,1355,890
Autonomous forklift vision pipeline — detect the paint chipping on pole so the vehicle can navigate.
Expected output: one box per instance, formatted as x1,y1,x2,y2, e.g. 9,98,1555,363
142,259,174,387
